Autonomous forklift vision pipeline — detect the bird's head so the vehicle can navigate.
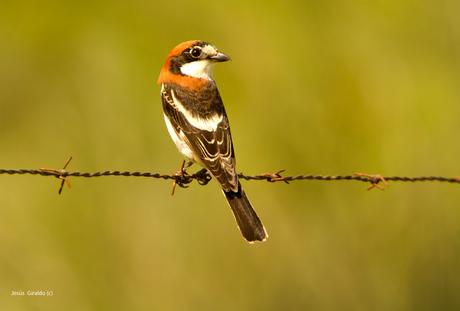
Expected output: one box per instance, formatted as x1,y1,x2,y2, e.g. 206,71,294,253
157,40,230,86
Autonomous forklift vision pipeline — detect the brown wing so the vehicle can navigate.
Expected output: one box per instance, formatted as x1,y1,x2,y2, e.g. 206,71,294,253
161,84,239,192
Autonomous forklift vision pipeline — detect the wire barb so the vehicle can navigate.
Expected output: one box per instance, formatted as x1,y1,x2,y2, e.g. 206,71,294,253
39,156,73,194
353,173,388,190
171,160,189,196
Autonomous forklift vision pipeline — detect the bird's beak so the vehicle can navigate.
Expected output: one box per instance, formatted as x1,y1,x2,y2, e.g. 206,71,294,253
210,52,231,62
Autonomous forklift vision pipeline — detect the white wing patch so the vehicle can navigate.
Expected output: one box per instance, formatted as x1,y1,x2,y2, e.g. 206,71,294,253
170,90,223,132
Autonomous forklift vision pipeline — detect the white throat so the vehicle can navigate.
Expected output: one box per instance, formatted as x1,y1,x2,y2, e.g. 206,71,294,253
180,60,213,80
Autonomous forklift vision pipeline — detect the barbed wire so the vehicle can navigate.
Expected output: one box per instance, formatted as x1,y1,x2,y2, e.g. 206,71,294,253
0,157,458,194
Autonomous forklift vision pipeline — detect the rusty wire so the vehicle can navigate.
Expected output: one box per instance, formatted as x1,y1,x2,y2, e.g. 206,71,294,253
0,157,459,194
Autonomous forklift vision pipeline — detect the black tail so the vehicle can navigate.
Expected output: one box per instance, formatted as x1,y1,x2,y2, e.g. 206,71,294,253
224,183,268,243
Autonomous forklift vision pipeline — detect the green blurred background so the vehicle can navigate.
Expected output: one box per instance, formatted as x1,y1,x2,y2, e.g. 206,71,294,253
1,0,460,310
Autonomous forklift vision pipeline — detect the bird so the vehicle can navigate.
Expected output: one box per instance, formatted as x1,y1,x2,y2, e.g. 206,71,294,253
157,40,267,243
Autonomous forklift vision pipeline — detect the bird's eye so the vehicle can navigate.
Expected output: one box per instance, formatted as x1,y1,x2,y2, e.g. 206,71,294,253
190,47,202,58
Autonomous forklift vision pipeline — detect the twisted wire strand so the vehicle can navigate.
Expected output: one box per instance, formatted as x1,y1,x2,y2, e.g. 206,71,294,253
0,168,459,186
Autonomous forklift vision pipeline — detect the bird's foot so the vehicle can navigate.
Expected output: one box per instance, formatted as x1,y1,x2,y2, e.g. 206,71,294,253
193,168,212,186
171,160,194,195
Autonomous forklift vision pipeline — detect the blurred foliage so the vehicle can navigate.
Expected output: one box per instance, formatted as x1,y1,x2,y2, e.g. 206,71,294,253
1,0,460,310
